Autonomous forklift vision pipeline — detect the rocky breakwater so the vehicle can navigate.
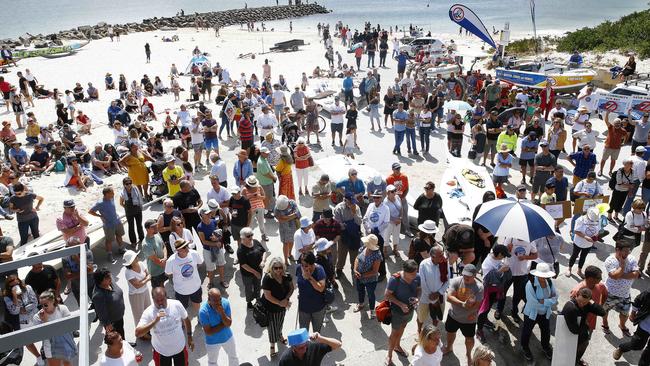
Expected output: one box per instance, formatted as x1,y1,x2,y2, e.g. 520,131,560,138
1,4,330,48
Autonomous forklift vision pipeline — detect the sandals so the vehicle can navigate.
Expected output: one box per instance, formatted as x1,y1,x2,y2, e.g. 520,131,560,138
394,347,408,358
270,345,278,358
620,327,632,337
602,324,611,334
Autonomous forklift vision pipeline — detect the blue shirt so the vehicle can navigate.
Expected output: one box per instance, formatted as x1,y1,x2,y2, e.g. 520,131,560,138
397,54,408,68
296,264,326,313
393,110,408,132
494,153,513,177
569,152,597,179
196,219,218,250
198,298,233,345
9,148,27,165
519,137,539,160
336,179,365,195
91,199,121,228
546,176,568,201
233,159,253,186
342,77,353,91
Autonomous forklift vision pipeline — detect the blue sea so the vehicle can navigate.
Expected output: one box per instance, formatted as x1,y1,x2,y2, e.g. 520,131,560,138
0,0,647,39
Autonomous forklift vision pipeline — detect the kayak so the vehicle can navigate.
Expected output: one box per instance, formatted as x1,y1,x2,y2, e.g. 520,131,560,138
13,41,89,59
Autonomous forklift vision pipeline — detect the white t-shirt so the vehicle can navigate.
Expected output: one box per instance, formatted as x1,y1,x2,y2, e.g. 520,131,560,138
481,254,504,275
293,228,316,258
623,211,646,234
169,229,195,251
573,215,600,248
221,69,231,84
98,342,138,366
258,113,277,130
419,111,432,125
176,111,192,129
190,121,204,144
604,254,639,298
113,128,128,145
330,104,345,125
272,90,285,106
505,238,537,276
164,250,203,295
207,187,231,215
137,300,188,357
125,262,149,295
33,304,71,358
572,129,598,149
412,345,442,366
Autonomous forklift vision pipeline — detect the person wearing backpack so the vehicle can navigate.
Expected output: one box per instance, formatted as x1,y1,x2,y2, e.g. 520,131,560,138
567,207,600,278
608,158,634,223
520,263,558,362
619,199,648,247
613,290,650,365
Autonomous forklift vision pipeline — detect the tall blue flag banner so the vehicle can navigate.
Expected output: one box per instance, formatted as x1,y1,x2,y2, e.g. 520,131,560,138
448,4,496,49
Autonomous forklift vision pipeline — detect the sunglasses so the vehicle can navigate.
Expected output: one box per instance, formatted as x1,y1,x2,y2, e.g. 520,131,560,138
124,182,132,186
424,187,433,190
273,267,283,270
245,234,254,238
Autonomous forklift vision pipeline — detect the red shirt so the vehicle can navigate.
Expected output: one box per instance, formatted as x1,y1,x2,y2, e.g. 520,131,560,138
354,47,363,58
294,145,311,169
0,81,10,93
386,173,409,198
605,124,627,149
238,118,254,142
570,281,607,331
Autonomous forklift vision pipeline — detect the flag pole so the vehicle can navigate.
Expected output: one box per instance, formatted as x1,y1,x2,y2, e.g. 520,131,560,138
530,0,538,53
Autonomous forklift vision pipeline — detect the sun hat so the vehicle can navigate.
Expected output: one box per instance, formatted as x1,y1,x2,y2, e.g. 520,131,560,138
300,217,312,228
371,189,383,198
199,207,211,216
260,146,270,154
635,146,646,153
499,143,510,152
229,186,241,195
392,162,401,170
174,239,189,251
63,199,75,208
122,250,140,266
373,175,383,185
245,176,260,187
276,195,289,210
418,220,438,234
586,207,600,221
315,238,334,252
461,264,478,277
361,234,380,251
165,155,175,163
386,184,396,192
287,328,309,347
530,262,556,278
207,199,220,210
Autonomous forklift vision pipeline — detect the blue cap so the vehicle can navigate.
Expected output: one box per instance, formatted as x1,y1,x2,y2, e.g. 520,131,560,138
344,191,357,204
287,328,309,347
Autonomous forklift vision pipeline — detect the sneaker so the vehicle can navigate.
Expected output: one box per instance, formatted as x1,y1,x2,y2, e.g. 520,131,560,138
543,347,553,360
613,348,623,360
107,253,116,264
523,349,533,361
370,310,376,319
511,312,522,324
326,305,338,313
494,310,502,320
118,247,127,255
225,244,234,254
335,269,343,279
483,320,496,330
247,302,253,309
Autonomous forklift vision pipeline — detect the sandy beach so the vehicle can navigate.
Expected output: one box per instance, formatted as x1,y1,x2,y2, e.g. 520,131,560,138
1,18,649,366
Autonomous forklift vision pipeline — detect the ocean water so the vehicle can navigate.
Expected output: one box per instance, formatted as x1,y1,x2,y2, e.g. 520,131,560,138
0,0,647,39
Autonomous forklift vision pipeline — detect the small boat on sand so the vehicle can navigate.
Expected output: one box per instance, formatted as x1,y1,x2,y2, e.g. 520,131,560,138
13,40,89,59
496,59,596,92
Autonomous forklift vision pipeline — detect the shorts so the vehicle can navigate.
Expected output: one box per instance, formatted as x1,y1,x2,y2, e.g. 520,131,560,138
231,225,243,241
192,142,204,152
201,81,212,93
519,158,534,168
436,108,444,119
532,172,552,194
204,247,225,270
391,306,414,329
67,104,75,112
602,147,621,161
2,91,10,100
604,294,631,314
445,315,477,337
104,223,125,242
331,123,343,134
493,175,508,184
416,301,445,323
175,287,202,308
204,137,218,150
397,65,406,74
486,139,498,155
273,104,284,115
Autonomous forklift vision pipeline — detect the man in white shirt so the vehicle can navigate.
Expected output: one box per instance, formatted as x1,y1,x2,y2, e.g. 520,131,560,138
293,217,316,260
418,245,449,332
207,176,231,214
572,122,599,151
622,146,648,214
257,106,278,139
549,100,568,124
209,153,228,187
329,96,346,147
363,190,390,237
504,237,538,323
271,84,286,121
290,86,306,112
165,239,204,313
135,287,194,364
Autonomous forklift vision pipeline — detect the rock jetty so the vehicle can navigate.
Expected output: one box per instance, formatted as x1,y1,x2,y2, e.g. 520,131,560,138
1,4,330,48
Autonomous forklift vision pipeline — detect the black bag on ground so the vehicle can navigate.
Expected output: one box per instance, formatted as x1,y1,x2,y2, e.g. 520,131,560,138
252,300,268,327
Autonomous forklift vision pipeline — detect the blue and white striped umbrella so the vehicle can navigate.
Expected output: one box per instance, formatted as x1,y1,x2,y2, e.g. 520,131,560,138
474,198,555,242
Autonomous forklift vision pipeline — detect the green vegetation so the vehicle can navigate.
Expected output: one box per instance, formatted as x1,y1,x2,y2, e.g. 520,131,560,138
556,9,650,59
506,36,557,55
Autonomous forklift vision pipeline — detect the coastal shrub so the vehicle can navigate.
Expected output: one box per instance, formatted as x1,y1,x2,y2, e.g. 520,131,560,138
557,10,650,59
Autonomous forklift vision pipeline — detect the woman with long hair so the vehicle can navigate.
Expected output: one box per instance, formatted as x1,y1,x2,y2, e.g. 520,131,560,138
169,216,195,251
119,177,145,247
3,274,42,361
411,324,443,365
275,145,296,199
119,143,152,200
33,290,78,366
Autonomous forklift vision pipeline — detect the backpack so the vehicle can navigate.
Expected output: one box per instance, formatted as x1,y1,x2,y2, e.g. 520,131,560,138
608,169,618,190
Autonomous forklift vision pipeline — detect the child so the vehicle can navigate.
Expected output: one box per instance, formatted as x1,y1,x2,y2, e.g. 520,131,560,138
345,102,358,147
368,96,381,131
343,127,356,159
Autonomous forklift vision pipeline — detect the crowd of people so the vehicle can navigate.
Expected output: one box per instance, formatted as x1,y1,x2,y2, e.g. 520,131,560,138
0,15,649,366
